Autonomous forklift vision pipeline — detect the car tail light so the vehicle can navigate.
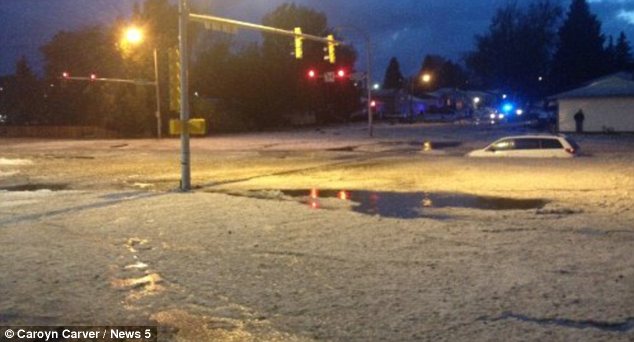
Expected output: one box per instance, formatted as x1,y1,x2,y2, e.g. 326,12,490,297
565,147,575,154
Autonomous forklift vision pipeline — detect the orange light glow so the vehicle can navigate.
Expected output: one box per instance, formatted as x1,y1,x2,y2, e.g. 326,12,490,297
124,26,144,45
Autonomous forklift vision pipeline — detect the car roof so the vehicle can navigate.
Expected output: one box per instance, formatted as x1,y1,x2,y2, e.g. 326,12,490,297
494,135,564,140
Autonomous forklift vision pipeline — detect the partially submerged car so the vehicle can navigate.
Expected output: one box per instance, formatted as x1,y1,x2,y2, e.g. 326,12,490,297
467,135,579,158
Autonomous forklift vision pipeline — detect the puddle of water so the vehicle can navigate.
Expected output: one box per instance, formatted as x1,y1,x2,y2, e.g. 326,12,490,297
0,183,68,191
279,189,548,219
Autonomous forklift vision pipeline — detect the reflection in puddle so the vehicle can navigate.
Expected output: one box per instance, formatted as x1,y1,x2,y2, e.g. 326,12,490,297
281,189,548,219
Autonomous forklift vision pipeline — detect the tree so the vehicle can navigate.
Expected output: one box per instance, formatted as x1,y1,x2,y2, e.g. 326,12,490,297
415,55,468,92
550,0,606,92
614,31,632,71
37,0,177,136
260,3,358,125
466,1,561,100
383,57,404,89
192,3,359,129
0,56,45,125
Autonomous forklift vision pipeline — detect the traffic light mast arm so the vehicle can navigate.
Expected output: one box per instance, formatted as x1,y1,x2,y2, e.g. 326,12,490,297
60,75,155,86
188,13,343,46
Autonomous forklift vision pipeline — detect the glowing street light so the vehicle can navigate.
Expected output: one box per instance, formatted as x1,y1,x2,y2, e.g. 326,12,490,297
124,26,144,45
473,96,481,110
122,25,162,139
422,73,432,83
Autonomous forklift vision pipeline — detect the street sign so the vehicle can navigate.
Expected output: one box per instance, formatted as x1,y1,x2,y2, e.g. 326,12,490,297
324,72,335,83
169,119,207,135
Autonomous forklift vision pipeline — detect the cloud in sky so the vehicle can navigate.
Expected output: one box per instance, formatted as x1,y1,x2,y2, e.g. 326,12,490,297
617,9,634,23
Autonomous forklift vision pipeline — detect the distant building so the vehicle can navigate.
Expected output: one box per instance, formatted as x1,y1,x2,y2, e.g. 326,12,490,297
553,72,634,133
371,89,440,121
428,88,471,112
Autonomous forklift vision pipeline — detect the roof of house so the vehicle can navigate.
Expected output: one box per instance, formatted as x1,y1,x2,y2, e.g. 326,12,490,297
553,74,634,99
372,89,439,100
429,88,469,98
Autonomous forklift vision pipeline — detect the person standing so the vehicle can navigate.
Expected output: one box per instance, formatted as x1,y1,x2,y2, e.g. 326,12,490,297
574,110,585,133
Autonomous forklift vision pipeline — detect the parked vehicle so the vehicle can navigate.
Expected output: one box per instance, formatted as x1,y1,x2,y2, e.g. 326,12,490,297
467,135,579,158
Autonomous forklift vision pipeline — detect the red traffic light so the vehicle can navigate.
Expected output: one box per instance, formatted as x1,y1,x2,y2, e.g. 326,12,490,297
370,100,377,107
336,69,346,78
90,74,97,80
62,72,70,78
307,69,317,78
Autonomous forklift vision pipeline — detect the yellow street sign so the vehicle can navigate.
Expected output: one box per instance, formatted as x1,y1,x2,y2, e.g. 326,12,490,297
169,118,207,135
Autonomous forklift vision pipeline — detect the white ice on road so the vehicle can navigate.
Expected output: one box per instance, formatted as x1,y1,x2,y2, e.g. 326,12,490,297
1,123,633,341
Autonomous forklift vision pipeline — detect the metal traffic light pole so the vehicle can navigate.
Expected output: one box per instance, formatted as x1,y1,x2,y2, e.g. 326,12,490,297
153,48,162,140
179,0,191,191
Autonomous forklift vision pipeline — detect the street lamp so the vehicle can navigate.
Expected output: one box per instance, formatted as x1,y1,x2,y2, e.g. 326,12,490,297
473,96,481,110
123,26,162,139
408,72,432,120
124,27,144,45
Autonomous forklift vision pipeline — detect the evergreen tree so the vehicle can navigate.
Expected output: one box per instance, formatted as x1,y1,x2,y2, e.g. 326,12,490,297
383,57,404,89
614,31,632,71
604,35,616,73
2,56,45,124
550,0,606,91
466,1,560,99
416,55,467,91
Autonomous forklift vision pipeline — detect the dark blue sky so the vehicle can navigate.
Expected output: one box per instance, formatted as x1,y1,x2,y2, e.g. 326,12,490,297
1,0,633,80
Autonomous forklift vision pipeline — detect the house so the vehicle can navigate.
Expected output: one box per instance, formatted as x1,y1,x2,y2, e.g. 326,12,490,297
371,89,440,121
428,88,471,113
553,72,634,133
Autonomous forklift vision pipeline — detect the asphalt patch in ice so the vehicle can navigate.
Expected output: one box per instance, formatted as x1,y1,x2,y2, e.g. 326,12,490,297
280,189,548,219
0,183,68,191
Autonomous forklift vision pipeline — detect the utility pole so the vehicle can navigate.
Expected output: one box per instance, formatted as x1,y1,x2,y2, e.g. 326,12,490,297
365,36,373,137
179,0,191,191
335,26,373,137
153,48,162,139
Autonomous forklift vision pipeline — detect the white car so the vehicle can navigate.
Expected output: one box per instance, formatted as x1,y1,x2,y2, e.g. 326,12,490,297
467,135,579,158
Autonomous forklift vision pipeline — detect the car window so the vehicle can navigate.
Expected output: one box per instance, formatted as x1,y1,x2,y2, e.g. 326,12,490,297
491,139,514,150
515,138,540,150
540,139,563,149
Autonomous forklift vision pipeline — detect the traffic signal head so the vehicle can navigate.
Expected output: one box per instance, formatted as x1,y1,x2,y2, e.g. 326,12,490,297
294,27,303,60
307,69,317,79
168,47,182,112
90,74,97,80
336,68,346,78
62,72,69,78
326,34,336,64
